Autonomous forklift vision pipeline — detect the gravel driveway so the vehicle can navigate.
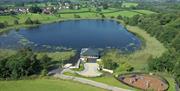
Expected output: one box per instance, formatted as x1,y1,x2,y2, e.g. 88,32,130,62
78,63,102,77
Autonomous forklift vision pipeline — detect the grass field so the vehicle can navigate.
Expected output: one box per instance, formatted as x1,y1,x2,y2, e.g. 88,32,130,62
122,3,138,8
0,13,59,25
0,79,106,91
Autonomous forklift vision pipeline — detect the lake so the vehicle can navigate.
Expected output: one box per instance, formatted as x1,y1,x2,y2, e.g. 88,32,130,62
0,19,141,52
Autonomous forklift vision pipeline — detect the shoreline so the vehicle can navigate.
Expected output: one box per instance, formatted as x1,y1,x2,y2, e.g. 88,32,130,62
0,18,159,53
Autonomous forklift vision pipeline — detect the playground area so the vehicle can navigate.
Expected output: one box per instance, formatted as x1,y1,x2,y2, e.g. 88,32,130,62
118,73,169,91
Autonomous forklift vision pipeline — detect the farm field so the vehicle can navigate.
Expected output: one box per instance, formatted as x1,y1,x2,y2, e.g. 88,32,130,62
0,8,155,33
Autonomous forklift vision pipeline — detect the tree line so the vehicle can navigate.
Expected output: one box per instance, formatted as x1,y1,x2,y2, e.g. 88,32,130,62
0,48,51,80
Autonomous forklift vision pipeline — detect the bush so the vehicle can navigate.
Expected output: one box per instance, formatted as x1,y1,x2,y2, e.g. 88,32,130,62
101,14,106,18
14,20,19,25
74,14,81,18
117,15,123,20
102,59,118,70
110,16,115,19
0,22,5,28
41,69,48,76
33,20,41,24
3,21,8,27
25,17,33,24
115,62,134,72
58,14,61,18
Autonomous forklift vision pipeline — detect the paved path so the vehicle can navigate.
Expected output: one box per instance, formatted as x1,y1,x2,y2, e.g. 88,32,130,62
77,63,102,77
54,73,131,91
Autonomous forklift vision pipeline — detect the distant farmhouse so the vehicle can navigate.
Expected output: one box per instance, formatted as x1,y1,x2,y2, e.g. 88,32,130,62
0,7,29,15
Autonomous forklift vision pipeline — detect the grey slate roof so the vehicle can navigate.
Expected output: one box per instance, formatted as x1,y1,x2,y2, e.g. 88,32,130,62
80,48,99,57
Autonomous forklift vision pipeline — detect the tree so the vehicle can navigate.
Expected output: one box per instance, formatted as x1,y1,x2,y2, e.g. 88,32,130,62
172,33,180,51
102,3,109,9
25,17,33,24
39,54,51,76
112,1,123,8
0,58,8,78
29,5,42,13
159,27,178,44
0,48,41,79
148,52,176,72
174,59,180,86
96,8,102,13
128,14,140,26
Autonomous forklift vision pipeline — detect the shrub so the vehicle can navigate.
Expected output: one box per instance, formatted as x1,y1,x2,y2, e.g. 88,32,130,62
33,19,41,24
101,14,106,18
14,20,19,25
25,17,33,24
102,59,118,70
74,14,81,18
115,62,134,72
110,16,115,19
3,21,8,27
0,22,5,28
117,15,123,20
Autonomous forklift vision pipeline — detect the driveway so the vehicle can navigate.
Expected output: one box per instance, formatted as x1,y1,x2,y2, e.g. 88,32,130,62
78,63,102,77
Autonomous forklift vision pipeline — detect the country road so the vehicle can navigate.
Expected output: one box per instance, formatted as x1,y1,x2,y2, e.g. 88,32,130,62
53,70,131,91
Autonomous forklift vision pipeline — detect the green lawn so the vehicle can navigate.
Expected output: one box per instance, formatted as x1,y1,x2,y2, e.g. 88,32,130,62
88,76,139,91
0,79,106,91
63,71,139,90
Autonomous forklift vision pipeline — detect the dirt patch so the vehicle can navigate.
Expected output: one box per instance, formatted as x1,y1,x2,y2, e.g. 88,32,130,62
118,73,169,91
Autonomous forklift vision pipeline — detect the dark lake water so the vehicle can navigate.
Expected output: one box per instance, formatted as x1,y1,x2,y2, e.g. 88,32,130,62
0,19,141,52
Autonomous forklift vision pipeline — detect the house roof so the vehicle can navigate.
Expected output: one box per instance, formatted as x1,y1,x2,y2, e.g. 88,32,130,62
80,48,99,57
